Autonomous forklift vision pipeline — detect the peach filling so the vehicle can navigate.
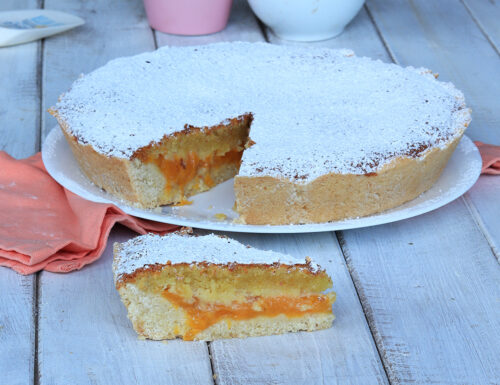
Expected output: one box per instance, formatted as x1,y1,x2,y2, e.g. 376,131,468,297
162,290,333,340
146,149,243,197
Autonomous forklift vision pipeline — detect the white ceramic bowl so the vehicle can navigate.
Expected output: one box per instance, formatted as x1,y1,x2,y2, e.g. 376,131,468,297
247,0,365,41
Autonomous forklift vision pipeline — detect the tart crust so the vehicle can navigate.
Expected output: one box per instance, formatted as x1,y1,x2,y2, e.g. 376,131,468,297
234,134,462,224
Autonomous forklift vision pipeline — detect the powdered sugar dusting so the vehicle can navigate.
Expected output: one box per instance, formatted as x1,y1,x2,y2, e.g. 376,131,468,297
55,42,470,181
113,232,320,282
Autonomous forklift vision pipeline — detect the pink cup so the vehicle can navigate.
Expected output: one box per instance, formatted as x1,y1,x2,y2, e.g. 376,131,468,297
143,0,233,36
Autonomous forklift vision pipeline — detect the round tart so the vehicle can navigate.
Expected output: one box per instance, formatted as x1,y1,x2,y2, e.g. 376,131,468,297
51,42,470,225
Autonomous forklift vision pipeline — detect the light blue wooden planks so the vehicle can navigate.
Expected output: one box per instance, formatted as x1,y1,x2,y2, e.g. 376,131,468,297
339,0,500,382
41,0,156,139
340,199,500,384
460,0,500,261
0,0,41,158
0,1,40,384
0,270,35,385
366,0,500,145
462,0,500,54
466,177,500,262
366,0,500,261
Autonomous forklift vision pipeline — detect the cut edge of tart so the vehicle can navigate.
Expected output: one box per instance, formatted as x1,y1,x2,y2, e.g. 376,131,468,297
51,109,252,208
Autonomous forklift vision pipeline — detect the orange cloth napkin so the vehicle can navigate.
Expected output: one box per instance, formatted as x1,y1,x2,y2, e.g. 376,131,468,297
0,152,178,275
474,141,500,175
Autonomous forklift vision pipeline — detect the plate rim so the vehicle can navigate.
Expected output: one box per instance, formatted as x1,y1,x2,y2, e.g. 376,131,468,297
42,127,482,233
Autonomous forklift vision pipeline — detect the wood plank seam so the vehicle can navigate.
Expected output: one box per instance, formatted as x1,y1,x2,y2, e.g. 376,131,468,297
36,40,43,153
335,3,500,372
254,15,270,42
33,273,40,385
366,0,500,270
37,0,45,151
462,193,500,264
35,2,45,383
152,28,158,52
460,0,500,56
363,4,398,64
334,232,395,385
207,342,217,385
337,2,500,382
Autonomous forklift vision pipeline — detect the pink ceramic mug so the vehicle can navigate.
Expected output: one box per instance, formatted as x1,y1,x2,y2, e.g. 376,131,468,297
143,0,233,36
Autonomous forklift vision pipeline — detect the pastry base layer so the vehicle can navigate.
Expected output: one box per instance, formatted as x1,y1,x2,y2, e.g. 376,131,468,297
55,113,251,208
234,135,462,225
118,283,334,341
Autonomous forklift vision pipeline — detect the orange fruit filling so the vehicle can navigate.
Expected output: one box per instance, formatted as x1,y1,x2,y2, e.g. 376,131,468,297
149,149,242,196
163,290,333,340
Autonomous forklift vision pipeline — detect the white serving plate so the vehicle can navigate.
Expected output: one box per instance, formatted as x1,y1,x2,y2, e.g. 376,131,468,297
42,127,481,233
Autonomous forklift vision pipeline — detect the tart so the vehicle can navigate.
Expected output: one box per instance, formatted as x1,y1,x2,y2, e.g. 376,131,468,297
51,42,470,224
112,230,335,341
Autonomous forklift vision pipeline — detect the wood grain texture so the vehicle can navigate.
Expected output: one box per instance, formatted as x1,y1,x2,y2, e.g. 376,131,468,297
465,177,500,262
38,226,213,385
41,0,156,141
366,0,500,145
366,0,500,260
460,0,500,262
340,199,500,384
0,269,35,385
206,232,388,385
348,1,500,382
0,1,40,384
155,0,264,47
0,0,41,158
462,0,500,54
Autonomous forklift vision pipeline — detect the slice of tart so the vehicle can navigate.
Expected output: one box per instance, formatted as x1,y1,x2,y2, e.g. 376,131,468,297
112,230,335,341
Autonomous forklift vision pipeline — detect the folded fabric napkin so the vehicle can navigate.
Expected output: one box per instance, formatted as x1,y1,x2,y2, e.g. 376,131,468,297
0,152,178,275
474,141,500,175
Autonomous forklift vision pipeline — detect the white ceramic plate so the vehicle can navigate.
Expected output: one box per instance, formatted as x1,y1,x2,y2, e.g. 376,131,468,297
42,127,481,233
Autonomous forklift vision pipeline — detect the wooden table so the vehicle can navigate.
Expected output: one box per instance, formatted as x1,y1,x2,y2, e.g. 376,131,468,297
1,0,499,384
